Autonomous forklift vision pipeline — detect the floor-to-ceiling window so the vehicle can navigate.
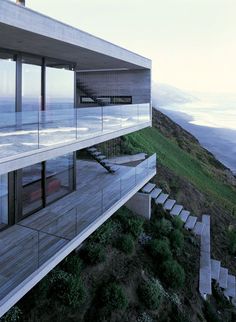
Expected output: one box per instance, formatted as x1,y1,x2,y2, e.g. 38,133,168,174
22,163,43,217
18,153,75,220
0,52,15,114
0,52,15,228
22,57,41,112
46,153,74,204
0,174,8,228
0,50,76,226
46,63,74,110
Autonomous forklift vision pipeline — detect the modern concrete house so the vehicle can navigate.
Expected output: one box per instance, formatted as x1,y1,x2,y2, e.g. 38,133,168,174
0,0,155,317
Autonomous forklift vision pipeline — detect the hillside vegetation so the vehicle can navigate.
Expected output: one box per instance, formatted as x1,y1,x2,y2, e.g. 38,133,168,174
124,109,236,214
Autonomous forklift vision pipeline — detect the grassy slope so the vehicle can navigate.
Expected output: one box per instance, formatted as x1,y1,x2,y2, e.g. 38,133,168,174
125,126,236,212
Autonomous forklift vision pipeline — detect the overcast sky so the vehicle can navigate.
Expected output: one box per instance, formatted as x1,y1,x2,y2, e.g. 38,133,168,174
20,0,236,93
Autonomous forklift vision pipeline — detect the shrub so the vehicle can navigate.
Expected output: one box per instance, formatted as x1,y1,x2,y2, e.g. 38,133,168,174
0,307,22,322
172,217,183,230
203,301,221,322
227,225,236,255
169,305,190,322
153,218,172,237
90,220,120,245
116,234,134,254
60,254,83,275
47,269,85,307
84,242,106,264
170,229,184,252
67,275,86,308
138,278,164,310
123,216,144,239
137,312,154,322
100,283,128,312
148,239,172,262
161,260,185,290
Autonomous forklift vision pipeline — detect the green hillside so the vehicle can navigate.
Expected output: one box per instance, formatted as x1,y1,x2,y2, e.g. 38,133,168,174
125,118,236,213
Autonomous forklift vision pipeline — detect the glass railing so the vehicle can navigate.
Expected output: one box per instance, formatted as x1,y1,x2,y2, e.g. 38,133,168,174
0,103,151,161
0,153,156,303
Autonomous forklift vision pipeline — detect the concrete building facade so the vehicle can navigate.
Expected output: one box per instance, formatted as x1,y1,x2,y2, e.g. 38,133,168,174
0,0,155,317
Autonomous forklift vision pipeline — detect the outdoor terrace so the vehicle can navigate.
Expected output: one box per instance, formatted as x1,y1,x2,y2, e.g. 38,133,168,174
0,153,156,317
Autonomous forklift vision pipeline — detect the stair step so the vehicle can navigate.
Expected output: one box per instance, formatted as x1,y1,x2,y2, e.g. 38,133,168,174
142,183,156,194
163,199,176,211
199,259,212,296
96,155,106,161
219,267,228,289
87,147,97,153
170,204,183,216
155,193,169,205
201,215,211,254
193,222,205,236
184,216,197,230
101,159,109,165
150,188,162,199
110,165,119,171
211,259,221,280
202,214,210,226
92,151,102,157
179,210,190,223
224,275,236,298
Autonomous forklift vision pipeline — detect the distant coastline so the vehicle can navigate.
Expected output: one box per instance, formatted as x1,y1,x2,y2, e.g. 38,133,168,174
156,107,236,175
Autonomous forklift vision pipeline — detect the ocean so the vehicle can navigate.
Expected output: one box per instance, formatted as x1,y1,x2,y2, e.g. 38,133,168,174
158,93,236,174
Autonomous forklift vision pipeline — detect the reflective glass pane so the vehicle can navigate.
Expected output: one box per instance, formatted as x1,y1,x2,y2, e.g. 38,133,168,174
0,174,8,227
0,55,15,114
46,153,74,204
46,67,74,110
22,63,41,112
22,163,43,216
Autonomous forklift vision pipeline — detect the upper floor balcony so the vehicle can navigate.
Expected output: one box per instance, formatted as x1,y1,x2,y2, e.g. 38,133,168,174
0,103,151,175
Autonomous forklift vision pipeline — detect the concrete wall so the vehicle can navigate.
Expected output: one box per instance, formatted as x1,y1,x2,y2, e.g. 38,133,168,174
77,69,151,106
126,192,151,220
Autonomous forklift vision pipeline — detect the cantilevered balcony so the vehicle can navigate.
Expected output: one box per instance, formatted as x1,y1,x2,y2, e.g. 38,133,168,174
0,104,151,175
0,153,156,317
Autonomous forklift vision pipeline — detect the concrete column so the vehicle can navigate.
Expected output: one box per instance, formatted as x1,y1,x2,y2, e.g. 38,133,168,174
126,192,151,220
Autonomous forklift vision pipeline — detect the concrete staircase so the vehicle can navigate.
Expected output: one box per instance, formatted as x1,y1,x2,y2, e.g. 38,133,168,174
86,147,119,173
141,182,236,303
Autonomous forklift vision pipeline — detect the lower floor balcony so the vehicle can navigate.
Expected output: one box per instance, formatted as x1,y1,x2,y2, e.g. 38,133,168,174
0,153,156,317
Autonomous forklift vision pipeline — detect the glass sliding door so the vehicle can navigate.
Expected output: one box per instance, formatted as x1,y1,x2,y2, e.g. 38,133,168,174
0,52,15,114
22,62,41,112
17,153,74,221
46,66,74,110
46,153,74,204
0,174,8,228
22,163,43,217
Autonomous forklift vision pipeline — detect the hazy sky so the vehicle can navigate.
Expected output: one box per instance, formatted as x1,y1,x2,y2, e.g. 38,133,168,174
19,0,236,93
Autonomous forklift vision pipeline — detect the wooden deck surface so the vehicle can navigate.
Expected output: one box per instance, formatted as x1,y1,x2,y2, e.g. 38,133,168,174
0,160,145,301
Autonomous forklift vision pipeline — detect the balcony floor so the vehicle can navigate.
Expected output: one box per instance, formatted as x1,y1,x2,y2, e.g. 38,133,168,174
0,158,155,311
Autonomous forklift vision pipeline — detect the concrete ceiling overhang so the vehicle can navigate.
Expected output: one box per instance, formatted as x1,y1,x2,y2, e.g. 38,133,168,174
0,0,151,70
